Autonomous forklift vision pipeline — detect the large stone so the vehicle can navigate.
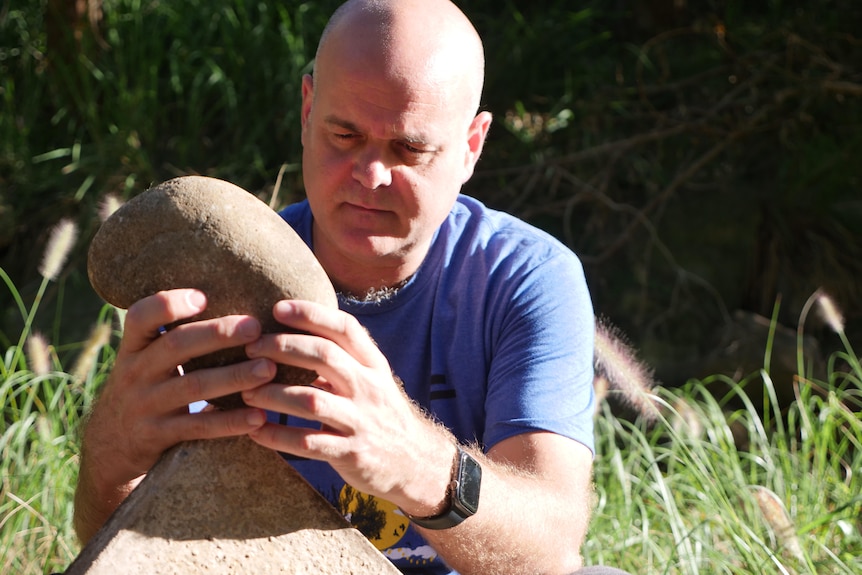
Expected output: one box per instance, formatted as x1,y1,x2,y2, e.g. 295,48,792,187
87,175,338,408
78,180,398,572
63,436,401,574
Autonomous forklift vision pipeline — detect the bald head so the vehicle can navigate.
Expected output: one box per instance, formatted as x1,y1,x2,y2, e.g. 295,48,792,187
313,0,486,120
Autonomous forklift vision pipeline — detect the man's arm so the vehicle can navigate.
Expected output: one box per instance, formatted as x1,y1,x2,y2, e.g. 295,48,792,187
242,300,594,575
74,289,272,544
420,432,593,575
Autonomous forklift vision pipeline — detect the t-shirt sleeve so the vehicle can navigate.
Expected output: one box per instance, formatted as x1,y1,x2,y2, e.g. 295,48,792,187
483,249,596,454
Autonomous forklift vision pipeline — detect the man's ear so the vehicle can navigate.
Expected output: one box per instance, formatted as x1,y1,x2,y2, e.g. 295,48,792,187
300,74,314,146
462,111,492,183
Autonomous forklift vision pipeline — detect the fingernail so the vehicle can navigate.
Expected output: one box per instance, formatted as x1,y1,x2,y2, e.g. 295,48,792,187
246,409,264,426
240,320,260,340
274,300,293,315
186,290,206,312
246,339,262,356
252,359,271,378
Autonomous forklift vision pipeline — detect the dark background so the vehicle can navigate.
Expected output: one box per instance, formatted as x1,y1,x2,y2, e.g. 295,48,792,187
1,0,860,388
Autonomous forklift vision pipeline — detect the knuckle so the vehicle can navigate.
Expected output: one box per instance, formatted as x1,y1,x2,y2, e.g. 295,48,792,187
219,412,244,436
123,302,150,331
303,388,329,416
186,414,213,438
341,313,362,334
159,329,183,354
295,432,317,453
231,362,247,385
206,318,233,341
314,342,335,364
274,334,295,354
179,370,205,400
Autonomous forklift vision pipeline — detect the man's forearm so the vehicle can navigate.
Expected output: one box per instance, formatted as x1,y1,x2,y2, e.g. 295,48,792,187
73,453,143,545
417,438,594,575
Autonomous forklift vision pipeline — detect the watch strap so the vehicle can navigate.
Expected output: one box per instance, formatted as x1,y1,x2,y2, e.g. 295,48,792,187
405,446,480,530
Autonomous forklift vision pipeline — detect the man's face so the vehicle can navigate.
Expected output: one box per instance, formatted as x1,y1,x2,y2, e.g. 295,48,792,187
299,50,487,287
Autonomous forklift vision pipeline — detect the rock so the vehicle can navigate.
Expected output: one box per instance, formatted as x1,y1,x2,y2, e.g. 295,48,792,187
63,436,401,574
87,175,337,409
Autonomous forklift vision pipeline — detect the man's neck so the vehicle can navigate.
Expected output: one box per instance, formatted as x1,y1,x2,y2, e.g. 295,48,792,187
335,275,412,303
311,225,430,299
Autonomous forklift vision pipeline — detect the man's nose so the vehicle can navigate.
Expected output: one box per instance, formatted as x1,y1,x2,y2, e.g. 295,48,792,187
353,146,393,189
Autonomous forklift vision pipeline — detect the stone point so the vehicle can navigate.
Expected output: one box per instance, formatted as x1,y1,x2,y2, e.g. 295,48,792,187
64,436,400,574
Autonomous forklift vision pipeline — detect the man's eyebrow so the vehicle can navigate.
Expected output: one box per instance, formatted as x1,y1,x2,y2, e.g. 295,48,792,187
323,115,360,132
323,115,433,147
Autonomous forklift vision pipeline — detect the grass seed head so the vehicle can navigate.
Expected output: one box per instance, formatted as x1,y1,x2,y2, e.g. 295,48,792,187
815,290,845,334
592,374,609,415
70,322,112,382
38,218,78,281
671,397,704,439
26,332,52,376
98,194,123,223
593,317,661,421
752,485,806,564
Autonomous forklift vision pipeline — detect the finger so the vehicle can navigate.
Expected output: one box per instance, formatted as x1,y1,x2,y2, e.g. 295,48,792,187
270,300,384,368
153,314,262,371
247,332,366,398
121,289,207,353
242,383,357,434
163,407,268,444
157,358,277,408
248,421,349,461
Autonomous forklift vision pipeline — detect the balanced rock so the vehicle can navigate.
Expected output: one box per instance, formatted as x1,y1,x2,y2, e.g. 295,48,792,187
88,175,337,408
63,436,401,574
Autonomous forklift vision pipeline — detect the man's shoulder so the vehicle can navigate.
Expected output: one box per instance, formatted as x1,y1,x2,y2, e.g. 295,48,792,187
448,195,579,266
277,200,312,244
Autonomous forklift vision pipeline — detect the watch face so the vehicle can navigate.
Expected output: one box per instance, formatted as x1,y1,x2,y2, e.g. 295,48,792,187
455,451,482,515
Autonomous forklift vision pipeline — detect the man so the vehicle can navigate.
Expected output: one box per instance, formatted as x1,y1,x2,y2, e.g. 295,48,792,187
74,1,620,574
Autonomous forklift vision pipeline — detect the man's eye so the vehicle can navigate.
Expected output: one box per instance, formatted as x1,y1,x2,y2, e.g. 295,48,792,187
401,142,425,154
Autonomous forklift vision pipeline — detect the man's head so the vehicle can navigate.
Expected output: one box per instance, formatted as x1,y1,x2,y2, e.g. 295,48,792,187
300,0,492,293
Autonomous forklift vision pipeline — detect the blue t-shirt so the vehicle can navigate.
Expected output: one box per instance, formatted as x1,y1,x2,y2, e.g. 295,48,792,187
276,195,595,574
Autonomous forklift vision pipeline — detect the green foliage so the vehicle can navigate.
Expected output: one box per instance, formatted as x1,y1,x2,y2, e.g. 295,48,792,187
463,0,862,366
586,342,862,574
1,0,335,211
2,261,860,573
3,0,861,361
1,2,861,570
0,267,115,573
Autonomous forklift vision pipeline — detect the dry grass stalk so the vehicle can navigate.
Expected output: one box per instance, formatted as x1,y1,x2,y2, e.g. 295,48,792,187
592,374,609,416
670,397,704,439
752,485,806,565
593,318,661,421
38,218,78,281
70,322,112,382
98,194,123,223
814,290,845,334
26,332,52,376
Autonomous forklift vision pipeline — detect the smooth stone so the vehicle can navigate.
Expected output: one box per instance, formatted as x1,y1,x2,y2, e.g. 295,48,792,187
63,436,401,574
87,175,337,408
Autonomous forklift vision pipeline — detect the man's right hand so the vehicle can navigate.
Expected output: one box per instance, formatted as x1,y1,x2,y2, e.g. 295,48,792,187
73,288,274,544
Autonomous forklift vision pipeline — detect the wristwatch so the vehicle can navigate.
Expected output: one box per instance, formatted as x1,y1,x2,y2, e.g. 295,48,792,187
406,445,482,530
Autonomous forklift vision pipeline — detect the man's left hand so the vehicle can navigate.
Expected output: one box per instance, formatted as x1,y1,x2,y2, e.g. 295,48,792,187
241,299,456,518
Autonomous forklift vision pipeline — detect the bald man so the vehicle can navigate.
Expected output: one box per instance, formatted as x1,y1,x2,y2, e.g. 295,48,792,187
74,1,619,574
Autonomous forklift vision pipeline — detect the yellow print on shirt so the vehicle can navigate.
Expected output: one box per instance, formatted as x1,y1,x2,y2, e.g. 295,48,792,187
338,484,409,551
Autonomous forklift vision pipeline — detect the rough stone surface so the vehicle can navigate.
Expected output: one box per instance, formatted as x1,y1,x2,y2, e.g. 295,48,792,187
87,175,338,408
64,436,400,574
73,177,398,572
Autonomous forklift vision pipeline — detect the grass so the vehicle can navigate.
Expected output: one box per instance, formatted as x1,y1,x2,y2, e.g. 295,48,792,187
2,1,861,573
1,230,860,573
585,302,862,574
